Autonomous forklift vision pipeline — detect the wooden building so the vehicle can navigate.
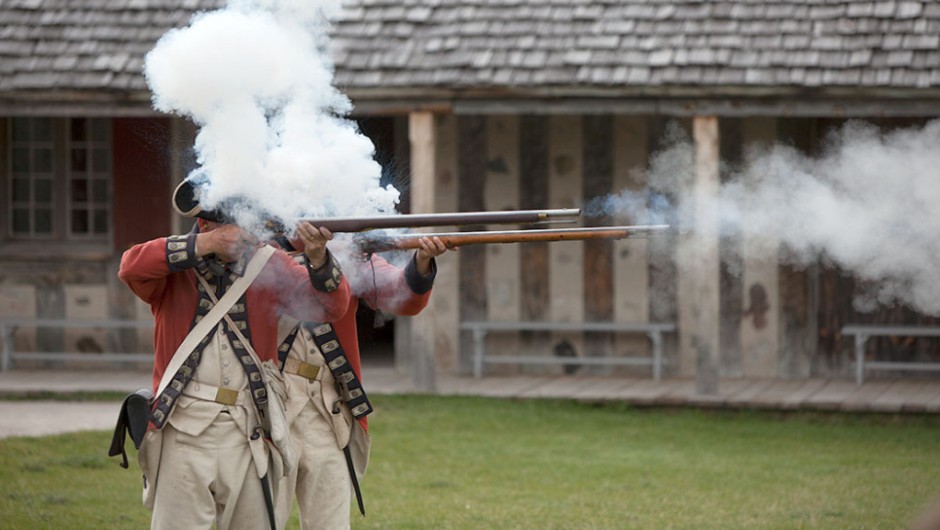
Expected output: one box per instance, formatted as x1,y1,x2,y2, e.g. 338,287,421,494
2,1,940,388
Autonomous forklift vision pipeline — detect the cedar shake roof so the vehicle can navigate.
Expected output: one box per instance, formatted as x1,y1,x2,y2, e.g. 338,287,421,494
1,0,939,111
332,0,940,95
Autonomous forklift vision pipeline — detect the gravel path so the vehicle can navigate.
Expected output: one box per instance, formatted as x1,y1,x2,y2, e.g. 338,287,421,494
0,400,121,439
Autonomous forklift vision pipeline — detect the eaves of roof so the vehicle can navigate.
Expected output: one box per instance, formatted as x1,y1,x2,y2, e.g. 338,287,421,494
344,83,940,117
4,84,940,118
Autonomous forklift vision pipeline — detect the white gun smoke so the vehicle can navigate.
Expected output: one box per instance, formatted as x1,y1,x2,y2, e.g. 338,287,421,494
144,0,425,313
589,119,940,316
144,0,399,231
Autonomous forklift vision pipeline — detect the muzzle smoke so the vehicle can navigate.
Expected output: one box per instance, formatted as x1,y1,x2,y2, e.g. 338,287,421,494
591,119,940,315
144,0,399,231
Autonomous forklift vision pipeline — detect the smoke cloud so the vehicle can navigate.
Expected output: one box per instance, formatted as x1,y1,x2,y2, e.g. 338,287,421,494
591,119,940,315
144,0,399,233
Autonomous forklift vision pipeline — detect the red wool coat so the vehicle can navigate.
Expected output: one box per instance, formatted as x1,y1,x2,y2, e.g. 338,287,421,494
327,252,435,431
334,252,434,381
119,237,351,393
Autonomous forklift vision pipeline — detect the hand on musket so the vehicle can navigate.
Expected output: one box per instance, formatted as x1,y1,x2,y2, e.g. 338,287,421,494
195,224,259,263
415,236,453,275
296,221,334,268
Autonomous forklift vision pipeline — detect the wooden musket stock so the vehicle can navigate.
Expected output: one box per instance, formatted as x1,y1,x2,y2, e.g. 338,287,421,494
355,225,670,252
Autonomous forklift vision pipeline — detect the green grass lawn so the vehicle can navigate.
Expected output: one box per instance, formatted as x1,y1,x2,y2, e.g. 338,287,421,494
2,395,940,529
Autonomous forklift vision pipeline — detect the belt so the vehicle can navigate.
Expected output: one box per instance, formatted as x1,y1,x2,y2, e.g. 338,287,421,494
183,380,249,406
283,357,321,381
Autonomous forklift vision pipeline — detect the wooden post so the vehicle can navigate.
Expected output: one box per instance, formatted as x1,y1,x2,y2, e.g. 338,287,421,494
519,115,550,364
649,116,685,375
457,115,488,375
583,115,614,374
549,115,584,371
719,118,743,377
484,115,521,363
679,116,721,394
393,115,413,373
406,111,459,391
739,117,781,377
777,118,818,378
612,116,651,365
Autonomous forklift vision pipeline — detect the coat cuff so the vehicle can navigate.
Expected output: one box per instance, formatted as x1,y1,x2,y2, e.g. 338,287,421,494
166,233,198,272
306,249,344,293
404,253,436,295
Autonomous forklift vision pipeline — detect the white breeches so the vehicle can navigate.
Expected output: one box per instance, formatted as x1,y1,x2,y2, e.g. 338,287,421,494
151,413,271,530
275,400,352,530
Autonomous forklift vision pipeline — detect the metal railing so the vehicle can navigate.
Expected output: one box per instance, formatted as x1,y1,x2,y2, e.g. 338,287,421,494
461,320,677,380
0,318,154,371
842,324,940,385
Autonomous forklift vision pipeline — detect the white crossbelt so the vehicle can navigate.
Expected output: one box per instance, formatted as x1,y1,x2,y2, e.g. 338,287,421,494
156,245,275,398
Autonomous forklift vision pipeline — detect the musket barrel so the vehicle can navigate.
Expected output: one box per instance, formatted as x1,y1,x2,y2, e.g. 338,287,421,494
301,208,581,233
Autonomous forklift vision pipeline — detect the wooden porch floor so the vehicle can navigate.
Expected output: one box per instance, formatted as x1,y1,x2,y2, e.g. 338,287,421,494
1,368,939,414
363,368,940,414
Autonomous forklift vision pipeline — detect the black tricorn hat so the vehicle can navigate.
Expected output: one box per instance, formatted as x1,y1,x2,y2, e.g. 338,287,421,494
172,178,228,223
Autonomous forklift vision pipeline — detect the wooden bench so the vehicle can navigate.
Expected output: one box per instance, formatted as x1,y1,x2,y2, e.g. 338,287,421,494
461,320,676,380
842,324,940,385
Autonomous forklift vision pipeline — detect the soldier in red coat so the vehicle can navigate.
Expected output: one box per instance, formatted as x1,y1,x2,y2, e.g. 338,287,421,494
273,236,448,529
118,179,350,530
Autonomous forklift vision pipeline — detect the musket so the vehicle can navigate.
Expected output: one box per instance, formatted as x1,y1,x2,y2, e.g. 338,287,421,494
294,208,581,233
353,225,671,253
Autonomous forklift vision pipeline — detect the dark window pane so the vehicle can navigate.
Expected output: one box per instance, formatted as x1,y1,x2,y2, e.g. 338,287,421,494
12,209,29,233
70,118,87,142
33,118,52,142
12,148,29,172
71,178,88,202
92,179,108,202
71,148,87,172
12,117,29,141
34,148,53,172
34,179,52,203
92,148,110,172
93,209,108,234
71,209,88,234
91,119,110,141
34,209,52,233
12,178,29,202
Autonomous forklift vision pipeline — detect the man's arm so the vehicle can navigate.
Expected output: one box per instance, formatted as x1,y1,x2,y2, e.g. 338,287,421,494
119,224,260,305
272,222,351,322
414,236,447,276
118,234,199,305
359,236,449,316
